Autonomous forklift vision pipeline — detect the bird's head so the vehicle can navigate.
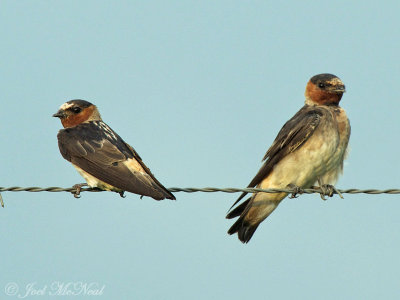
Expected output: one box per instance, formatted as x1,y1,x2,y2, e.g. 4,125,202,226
53,99,101,128
305,73,346,106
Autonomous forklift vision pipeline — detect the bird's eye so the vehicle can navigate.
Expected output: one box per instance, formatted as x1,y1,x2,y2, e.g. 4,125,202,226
318,82,325,89
72,107,82,113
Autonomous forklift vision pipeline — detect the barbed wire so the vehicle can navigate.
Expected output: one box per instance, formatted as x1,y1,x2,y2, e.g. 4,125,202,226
1,186,399,208
1,186,400,195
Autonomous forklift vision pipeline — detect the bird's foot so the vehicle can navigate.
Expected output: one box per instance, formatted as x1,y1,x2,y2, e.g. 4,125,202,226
316,184,343,200
118,191,126,198
287,184,303,199
72,183,88,198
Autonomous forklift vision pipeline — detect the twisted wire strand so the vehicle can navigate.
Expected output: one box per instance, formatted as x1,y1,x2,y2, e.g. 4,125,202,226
0,186,400,195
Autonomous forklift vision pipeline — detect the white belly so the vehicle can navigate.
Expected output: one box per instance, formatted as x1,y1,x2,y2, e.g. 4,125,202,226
260,129,346,190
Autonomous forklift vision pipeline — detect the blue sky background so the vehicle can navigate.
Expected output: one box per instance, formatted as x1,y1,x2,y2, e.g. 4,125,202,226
1,1,400,299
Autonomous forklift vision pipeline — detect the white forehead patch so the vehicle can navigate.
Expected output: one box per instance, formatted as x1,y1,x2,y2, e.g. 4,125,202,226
328,77,343,85
59,102,74,110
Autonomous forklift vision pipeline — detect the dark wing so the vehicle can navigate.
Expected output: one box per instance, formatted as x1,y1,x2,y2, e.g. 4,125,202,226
228,105,323,211
123,142,176,200
58,121,175,200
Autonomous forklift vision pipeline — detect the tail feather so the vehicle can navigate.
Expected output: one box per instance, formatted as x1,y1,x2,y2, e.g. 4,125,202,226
226,197,259,243
227,217,259,243
227,197,282,243
226,199,250,219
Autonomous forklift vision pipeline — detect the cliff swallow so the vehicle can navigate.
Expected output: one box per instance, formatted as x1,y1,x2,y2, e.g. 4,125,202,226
53,99,175,200
227,73,350,243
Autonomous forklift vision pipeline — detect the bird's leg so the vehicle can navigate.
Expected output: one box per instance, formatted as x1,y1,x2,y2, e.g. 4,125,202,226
0,193,4,208
72,183,88,198
118,191,126,198
287,183,303,199
316,178,344,200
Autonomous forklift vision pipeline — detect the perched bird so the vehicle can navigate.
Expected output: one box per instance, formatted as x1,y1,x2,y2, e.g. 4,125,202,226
53,99,175,200
227,73,350,243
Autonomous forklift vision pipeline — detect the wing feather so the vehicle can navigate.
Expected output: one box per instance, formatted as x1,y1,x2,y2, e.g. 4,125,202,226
57,121,175,200
229,105,323,211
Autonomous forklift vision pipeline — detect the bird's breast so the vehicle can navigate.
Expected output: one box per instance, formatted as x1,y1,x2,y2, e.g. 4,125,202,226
262,107,350,188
